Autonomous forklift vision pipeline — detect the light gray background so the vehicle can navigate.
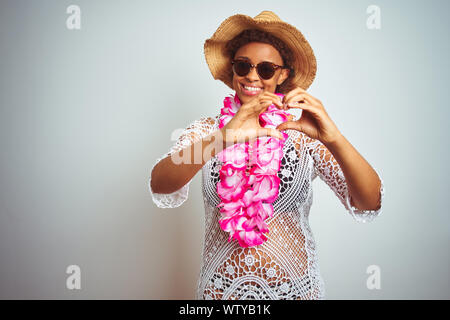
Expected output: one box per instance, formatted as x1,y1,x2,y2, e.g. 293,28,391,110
0,0,448,299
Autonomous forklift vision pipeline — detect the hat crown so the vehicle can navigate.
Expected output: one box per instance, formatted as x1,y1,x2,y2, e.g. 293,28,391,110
253,10,281,22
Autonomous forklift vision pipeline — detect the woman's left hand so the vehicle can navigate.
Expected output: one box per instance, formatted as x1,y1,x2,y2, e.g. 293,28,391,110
276,87,342,145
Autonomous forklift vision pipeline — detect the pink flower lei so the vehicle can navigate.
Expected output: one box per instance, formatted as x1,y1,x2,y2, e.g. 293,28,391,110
216,92,290,247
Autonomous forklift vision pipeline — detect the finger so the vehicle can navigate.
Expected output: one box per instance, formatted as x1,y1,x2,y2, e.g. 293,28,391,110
273,97,283,108
267,92,284,104
276,121,301,132
260,97,283,109
259,91,283,106
284,102,304,109
284,94,318,110
288,102,323,120
257,99,274,114
261,90,281,99
262,127,284,140
283,93,308,106
287,102,314,112
286,91,321,107
295,87,322,105
282,87,303,105
283,87,318,104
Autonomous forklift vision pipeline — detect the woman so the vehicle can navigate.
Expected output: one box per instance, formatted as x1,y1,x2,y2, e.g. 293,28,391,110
149,11,384,299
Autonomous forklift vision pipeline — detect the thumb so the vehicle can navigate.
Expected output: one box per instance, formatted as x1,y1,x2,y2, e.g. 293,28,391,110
276,121,300,131
263,127,284,140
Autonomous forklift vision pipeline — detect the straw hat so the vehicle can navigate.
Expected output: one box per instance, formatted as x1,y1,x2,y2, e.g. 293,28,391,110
204,10,317,92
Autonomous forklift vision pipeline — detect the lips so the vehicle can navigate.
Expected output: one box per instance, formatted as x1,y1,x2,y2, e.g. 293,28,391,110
240,83,263,89
240,83,263,95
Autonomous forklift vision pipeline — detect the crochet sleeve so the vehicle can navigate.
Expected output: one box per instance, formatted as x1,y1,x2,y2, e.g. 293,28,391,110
307,138,384,223
148,116,217,209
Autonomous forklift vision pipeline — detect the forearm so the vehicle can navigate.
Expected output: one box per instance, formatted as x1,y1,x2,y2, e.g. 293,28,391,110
324,134,382,211
150,129,227,194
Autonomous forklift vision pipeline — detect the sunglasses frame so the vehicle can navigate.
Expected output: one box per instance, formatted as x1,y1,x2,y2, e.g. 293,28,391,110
231,59,291,80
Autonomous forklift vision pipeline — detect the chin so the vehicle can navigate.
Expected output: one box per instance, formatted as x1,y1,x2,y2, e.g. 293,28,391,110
236,92,248,105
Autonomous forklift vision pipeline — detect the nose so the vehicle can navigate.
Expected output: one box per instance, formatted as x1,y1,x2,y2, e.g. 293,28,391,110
246,65,260,81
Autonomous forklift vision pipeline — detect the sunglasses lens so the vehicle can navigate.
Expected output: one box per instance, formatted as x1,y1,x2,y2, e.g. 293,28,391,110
257,62,276,79
233,61,251,76
232,60,277,79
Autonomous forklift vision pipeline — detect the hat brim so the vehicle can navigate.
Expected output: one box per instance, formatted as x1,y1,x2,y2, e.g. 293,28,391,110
204,13,317,92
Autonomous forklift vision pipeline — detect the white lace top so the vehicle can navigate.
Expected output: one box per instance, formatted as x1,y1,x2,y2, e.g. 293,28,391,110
148,115,384,300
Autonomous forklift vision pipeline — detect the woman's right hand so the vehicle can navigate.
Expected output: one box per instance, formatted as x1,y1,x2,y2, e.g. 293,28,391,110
220,90,285,145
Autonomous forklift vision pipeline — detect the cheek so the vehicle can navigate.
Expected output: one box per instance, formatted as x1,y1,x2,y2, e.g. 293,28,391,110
264,80,277,91
232,76,240,90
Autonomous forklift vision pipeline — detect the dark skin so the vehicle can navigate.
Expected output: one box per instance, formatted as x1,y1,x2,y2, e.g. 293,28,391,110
221,41,381,211
232,42,289,106
221,42,291,143
151,41,381,211
151,40,382,299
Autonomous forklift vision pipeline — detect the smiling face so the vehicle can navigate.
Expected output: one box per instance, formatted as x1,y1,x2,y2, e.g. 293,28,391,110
232,42,290,105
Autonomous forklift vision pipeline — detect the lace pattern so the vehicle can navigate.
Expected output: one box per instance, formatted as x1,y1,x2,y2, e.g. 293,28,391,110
149,115,384,299
148,117,217,208
307,138,385,223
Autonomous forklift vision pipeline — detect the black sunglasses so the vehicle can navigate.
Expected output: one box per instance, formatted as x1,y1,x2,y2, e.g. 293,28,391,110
231,59,291,80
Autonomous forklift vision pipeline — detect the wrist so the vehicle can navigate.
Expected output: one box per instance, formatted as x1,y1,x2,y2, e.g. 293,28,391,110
323,132,345,151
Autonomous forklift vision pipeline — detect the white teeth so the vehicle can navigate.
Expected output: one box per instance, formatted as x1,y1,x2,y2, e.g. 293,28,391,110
243,85,262,91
